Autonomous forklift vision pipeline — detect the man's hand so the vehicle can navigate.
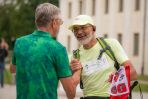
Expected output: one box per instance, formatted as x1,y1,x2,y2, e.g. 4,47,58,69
107,72,115,83
122,60,137,80
70,59,82,72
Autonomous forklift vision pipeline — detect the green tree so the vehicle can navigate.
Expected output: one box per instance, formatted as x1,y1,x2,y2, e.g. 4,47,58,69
49,0,59,6
0,3,15,48
0,0,59,49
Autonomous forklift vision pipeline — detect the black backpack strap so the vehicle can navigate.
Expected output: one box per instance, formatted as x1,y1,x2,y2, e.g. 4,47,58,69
96,37,120,70
73,49,83,89
129,81,143,99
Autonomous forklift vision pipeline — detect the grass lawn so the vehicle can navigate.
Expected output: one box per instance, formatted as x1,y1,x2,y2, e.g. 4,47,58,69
133,83,148,92
132,75,148,92
4,68,12,84
138,75,148,81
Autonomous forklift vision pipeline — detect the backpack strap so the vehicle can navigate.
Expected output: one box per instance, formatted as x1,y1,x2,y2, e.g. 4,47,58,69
96,37,120,70
73,49,84,89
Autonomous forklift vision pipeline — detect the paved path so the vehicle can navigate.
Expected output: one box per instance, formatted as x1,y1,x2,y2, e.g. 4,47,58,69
0,85,16,99
0,85,82,99
0,84,147,99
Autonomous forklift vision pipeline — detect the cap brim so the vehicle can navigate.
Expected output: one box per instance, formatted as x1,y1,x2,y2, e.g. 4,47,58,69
68,22,93,31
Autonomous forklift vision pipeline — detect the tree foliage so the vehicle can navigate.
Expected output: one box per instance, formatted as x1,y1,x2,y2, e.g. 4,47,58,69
0,0,59,49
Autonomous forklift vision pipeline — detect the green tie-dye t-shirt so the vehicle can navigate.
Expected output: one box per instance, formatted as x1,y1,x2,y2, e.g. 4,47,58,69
12,30,72,99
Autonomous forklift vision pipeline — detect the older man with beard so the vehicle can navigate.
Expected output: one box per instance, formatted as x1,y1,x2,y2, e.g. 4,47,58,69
69,15,137,99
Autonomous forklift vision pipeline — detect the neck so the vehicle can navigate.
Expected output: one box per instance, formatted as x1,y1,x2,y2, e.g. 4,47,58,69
38,26,48,32
83,38,97,49
37,26,54,37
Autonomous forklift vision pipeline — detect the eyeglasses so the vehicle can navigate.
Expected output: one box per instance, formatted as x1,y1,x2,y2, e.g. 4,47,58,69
72,25,92,33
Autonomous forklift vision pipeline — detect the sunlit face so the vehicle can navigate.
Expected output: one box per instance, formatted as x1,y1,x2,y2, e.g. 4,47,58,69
52,15,63,37
72,24,95,45
55,18,63,36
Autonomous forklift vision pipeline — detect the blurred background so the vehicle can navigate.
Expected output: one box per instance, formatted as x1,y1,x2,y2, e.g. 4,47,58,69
0,0,148,99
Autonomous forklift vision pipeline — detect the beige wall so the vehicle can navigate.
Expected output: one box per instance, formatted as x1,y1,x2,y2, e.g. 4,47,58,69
58,0,148,75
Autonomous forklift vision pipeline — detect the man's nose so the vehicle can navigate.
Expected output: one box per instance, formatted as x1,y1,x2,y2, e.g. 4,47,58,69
77,29,83,34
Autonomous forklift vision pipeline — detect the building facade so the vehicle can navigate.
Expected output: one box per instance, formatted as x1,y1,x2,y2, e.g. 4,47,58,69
58,0,148,75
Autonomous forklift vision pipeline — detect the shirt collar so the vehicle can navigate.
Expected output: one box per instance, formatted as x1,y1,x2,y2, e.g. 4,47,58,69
32,30,52,38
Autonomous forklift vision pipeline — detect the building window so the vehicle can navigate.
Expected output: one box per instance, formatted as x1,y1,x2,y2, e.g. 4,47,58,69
105,0,109,14
133,33,139,56
118,33,122,44
68,2,72,18
67,35,71,52
135,0,140,11
92,0,96,15
119,0,123,12
79,0,83,14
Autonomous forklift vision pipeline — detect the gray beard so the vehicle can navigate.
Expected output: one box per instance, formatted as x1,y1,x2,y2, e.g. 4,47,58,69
78,33,94,45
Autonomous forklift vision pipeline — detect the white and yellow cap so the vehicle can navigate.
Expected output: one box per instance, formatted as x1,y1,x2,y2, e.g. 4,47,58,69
69,15,94,30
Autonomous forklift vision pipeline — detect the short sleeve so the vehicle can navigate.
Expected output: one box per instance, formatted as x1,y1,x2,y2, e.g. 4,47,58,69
107,39,129,64
53,46,72,78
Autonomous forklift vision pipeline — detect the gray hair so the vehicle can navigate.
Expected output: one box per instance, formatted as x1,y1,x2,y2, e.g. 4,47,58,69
35,3,60,27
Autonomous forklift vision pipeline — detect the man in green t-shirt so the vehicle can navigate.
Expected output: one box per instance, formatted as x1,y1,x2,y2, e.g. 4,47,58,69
69,15,138,99
10,3,81,99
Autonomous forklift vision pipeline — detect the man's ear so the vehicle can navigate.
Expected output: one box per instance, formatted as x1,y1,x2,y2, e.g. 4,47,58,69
51,19,56,27
50,19,58,30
